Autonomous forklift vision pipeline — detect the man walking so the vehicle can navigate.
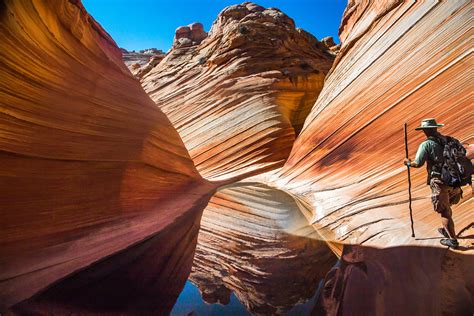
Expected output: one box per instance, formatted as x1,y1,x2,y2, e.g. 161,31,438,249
404,118,466,248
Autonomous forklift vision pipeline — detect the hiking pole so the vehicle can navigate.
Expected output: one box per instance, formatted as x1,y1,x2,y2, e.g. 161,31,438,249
404,123,415,238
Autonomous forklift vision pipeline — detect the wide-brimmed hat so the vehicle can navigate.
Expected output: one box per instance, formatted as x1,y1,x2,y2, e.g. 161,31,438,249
415,118,444,130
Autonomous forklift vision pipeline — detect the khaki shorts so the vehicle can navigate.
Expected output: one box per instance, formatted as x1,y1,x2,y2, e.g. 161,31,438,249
430,178,462,217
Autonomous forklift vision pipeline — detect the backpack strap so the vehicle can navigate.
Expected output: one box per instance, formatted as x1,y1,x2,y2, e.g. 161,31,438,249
428,135,445,146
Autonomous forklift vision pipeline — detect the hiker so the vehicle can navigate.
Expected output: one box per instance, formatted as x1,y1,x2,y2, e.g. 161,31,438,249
404,118,472,248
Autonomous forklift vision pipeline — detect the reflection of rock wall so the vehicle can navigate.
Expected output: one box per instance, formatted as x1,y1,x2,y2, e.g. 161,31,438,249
142,2,334,181
13,195,210,315
315,244,474,316
0,0,213,311
190,183,335,315
276,0,473,248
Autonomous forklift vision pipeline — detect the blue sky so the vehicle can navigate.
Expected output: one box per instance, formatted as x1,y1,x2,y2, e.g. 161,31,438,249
82,0,347,52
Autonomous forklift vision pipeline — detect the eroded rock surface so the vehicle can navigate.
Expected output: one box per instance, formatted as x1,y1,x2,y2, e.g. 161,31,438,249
142,2,334,182
275,0,473,250
122,48,166,78
1,0,472,315
0,0,214,312
266,1,473,314
190,183,335,315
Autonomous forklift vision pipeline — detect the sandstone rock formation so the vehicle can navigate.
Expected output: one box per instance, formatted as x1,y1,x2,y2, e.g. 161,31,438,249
276,0,472,250
122,48,166,78
320,36,340,55
174,22,208,48
189,182,335,315
267,0,473,314
315,244,474,316
1,0,473,315
141,2,334,182
122,47,165,67
0,0,214,313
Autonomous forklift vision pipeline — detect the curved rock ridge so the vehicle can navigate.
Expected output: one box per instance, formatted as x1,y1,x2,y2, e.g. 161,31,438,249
0,0,213,310
141,2,334,182
189,182,335,315
263,2,474,313
12,195,208,315
274,0,473,249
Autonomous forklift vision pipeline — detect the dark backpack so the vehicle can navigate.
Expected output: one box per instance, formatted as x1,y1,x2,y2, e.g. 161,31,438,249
431,136,472,187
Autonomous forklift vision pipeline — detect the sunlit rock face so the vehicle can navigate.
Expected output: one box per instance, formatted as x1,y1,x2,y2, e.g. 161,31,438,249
189,183,335,315
122,48,166,78
141,2,334,182
266,1,474,314
0,0,214,311
276,0,473,249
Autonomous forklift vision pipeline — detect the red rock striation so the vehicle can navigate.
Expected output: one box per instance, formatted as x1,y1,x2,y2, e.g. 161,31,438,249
266,0,473,314
189,182,335,315
1,0,473,314
275,0,473,250
141,2,334,182
0,0,214,312
122,48,166,78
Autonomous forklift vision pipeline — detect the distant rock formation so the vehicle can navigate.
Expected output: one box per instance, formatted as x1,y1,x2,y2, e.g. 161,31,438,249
122,48,166,78
174,22,208,48
320,36,340,54
0,0,214,313
141,2,334,181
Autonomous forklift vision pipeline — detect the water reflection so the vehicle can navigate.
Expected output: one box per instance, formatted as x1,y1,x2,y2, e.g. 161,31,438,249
172,182,337,315
171,281,250,316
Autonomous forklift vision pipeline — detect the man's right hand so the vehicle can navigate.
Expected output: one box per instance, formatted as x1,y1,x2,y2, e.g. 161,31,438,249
404,158,411,167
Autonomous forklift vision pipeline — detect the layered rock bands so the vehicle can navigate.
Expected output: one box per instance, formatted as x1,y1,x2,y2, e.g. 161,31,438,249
272,1,473,314
1,0,473,315
190,183,335,315
141,2,334,182
0,0,214,313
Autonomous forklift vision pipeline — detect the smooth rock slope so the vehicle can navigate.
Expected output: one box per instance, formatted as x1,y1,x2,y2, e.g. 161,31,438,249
277,0,473,250
0,0,214,312
269,0,474,314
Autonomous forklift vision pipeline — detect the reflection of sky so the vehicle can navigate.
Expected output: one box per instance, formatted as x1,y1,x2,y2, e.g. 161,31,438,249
170,281,250,316
285,280,323,316
171,280,324,316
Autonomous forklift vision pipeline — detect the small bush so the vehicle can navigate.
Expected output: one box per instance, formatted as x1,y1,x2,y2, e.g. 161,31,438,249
239,25,250,34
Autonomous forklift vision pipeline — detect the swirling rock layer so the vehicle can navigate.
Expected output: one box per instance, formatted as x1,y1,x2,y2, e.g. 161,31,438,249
277,0,473,249
142,2,334,181
13,195,208,315
190,182,335,315
267,1,474,314
0,0,213,311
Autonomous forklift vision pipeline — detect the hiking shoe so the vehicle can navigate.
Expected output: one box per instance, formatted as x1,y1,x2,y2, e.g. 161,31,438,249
437,228,450,238
440,238,459,249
